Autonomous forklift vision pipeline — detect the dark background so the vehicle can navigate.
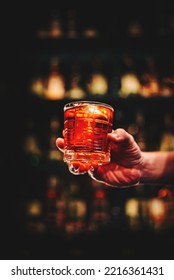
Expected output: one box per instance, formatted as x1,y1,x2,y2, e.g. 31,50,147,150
1,0,174,260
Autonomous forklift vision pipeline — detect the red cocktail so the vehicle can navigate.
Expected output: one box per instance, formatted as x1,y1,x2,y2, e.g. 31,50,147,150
64,101,114,174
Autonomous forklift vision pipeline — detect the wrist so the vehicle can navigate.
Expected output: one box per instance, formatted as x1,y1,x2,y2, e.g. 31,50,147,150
139,151,174,184
139,151,161,184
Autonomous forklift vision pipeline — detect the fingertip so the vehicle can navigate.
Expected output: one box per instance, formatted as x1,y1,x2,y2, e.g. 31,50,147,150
56,137,64,151
109,128,135,143
108,128,126,142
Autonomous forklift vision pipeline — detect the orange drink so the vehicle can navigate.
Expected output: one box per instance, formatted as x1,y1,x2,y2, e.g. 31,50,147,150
63,101,114,174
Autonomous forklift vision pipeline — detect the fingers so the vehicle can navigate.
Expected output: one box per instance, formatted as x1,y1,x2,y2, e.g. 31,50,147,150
88,162,141,188
108,128,135,145
56,137,64,152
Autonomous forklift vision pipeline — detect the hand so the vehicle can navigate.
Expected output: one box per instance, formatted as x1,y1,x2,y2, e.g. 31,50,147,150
56,128,143,187
88,128,143,187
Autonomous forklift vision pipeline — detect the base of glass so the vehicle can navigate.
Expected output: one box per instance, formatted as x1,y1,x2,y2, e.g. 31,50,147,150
64,151,110,165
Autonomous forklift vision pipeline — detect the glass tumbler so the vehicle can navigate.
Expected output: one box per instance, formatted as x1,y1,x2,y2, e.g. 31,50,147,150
63,101,114,174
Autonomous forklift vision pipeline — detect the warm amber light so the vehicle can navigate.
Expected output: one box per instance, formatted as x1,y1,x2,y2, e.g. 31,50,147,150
27,201,42,216
95,189,105,200
125,198,139,218
158,188,172,198
87,74,108,95
149,198,166,221
44,58,65,100
119,73,142,97
45,74,65,100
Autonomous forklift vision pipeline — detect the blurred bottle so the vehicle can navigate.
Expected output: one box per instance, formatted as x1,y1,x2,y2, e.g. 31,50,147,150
158,186,173,199
88,181,110,232
148,198,166,230
140,56,160,97
23,119,43,167
128,110,147,151
82,18,99,39
160,113,174,151
65,182,87,235
49,11,64,38
47,116,63,161
44,58,65,100
160,60,174,97
158,186,174,229
25,199,45,234
45,175,60,233
160,76,174,97
30,77,45,98
125,198,140,230
87,59,108,97
66,8,78,39
36,11,64,39
65,64,86,99
56,191,66,233
119,55,142,98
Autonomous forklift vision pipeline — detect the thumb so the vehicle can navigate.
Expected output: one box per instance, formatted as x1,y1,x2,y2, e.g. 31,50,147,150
56,137,64,152
108,128,136,146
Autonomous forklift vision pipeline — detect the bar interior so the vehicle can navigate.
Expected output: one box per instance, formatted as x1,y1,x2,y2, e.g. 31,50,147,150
1,0,174,259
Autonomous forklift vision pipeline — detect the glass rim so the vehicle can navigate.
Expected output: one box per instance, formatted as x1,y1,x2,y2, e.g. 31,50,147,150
64,100,114,111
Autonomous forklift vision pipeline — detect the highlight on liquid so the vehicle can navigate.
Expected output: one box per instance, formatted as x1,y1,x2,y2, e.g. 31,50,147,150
63,101,114,175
